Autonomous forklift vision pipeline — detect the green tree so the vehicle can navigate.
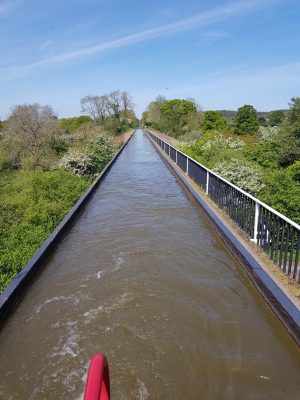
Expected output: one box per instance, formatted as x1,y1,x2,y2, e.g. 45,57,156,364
160,99,197,137
234,104,259,135
285,97,300,137
276,98,300,167
141,111,149,126
201,111,227,132
269,110,285,126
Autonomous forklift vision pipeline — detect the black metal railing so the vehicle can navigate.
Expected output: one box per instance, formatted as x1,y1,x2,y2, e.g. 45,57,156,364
146,130,300,283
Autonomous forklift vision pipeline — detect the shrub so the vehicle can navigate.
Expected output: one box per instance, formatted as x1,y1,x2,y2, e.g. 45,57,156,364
269,110,285,126
245,140,280,169
260,169,300,223
212,159,265,195
0,169,89,292
288,160,300,182
58,134,120,177
201,111,227,132
258,126,279,142
58,151,95,176
59,116,93,134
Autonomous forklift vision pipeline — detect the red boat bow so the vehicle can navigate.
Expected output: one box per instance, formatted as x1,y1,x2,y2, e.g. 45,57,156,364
84,353,110,400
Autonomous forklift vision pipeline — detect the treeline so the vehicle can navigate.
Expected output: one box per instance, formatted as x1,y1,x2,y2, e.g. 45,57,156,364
80,90,139,134
142,97,300,223
0,90,137,292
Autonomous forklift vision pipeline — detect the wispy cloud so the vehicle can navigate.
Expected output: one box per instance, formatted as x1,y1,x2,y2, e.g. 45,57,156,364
1,0,273,82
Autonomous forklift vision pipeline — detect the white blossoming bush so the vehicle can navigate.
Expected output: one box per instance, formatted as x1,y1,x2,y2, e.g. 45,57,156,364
202,134,245,151
229,138,245,149
58,151,95,176
258,126,279,142
212,159,265,196
88,135,119,159
57,134,120,177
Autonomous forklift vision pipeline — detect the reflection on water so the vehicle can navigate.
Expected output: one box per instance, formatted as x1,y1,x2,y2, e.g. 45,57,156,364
0,130,299,400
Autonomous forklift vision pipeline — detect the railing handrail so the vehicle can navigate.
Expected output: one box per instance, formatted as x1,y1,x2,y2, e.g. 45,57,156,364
145,129,300,231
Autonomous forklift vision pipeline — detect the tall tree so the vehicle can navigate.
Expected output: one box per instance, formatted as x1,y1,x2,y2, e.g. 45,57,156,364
201,111,227,132
269,110,285,126
234,104,259,135
160,99,197,137
5,103,58,164
121,91,134,116
276,97,300,166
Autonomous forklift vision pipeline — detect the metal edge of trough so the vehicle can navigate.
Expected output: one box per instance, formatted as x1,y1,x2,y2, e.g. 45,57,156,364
0,130,135,328
145,130,300,347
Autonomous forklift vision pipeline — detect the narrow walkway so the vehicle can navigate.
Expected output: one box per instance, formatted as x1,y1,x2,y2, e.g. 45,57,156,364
0,130,299,400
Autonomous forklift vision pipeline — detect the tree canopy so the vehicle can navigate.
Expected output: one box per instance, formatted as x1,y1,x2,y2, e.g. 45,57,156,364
269,110,285,126
234,104,259,135
201,111,227,132
143,97,200,137
60,116,93,133
276,97,300,166
80,90,138,134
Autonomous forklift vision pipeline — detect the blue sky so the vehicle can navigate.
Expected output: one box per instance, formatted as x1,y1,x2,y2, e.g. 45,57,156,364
0,0,300,118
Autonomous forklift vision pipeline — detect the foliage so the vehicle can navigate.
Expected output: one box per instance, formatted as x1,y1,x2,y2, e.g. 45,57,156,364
8,103,58,150
212,159,265,196
160,99,197,137
245,140,279,169
258,125,279,142
260,169,300,224
285,97,300,138
180,98,300,222
80,90,138,134
0,169,90,292
202,134,245,151
288,160,300,182
0,147,17,171
58,151,95,176
3,103,59,168
87,134,120,173
59,116,92,133
49,136,69,155
58,134,120,177
201,111,227,132
233,104,259,135
0,98,130,292
144,96,166,127
269,110,285,126
181,132,245,168
275,98,300,167
143,96,201,138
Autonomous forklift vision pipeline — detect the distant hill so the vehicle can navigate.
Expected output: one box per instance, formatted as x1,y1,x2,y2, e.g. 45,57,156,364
216,109,288,124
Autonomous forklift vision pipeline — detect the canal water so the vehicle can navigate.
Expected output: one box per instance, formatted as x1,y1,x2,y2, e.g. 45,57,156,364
0,129,299,399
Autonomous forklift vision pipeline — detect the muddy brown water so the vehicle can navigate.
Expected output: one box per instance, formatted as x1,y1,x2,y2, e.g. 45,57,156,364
0,130,299,400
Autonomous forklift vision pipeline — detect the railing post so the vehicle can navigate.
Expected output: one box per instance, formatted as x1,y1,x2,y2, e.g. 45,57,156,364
252,202,260,243
175,150,177,164
186,158,189,175
168,145,170,157
206,171,209,195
